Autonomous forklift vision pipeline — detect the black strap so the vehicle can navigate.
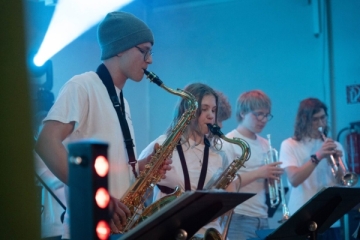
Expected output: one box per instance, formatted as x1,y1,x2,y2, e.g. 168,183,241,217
198,137,210,190
96,64,138,178
178,137,210,191
157,137,210,194
157,184,175,194
176,142,191,191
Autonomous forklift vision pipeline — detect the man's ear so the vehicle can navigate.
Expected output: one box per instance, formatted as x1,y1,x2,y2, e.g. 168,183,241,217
240,111,245,119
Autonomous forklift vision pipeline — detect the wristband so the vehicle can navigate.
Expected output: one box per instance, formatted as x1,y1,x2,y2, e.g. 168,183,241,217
311,154,320,165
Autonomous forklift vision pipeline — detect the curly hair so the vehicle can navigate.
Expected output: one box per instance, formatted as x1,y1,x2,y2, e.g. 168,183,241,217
216,91,232,123
293,98,329,141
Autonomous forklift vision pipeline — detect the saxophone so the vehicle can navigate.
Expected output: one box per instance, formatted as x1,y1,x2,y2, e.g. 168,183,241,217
202,123,251,240
120,70,198,232
129,123,250,238
205,123,251,190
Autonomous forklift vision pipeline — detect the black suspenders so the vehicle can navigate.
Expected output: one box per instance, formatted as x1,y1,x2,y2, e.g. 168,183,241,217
157,137,210,194
96,63,138,178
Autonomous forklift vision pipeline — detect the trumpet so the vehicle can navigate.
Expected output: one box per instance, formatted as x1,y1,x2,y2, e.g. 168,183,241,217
318,127,358,187
264,134,290,223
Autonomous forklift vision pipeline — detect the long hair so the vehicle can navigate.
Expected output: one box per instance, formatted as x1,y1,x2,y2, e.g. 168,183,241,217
235,90,271,122
167,83,219,146
293,98,329,141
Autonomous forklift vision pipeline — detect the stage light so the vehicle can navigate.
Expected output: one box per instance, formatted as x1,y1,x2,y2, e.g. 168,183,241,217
28,58,53,86
95,156,109,177
68,140,110,240
33,0,133,66
95,188,110,209
33,54,47,68
96,220,111,240
27,56,55,113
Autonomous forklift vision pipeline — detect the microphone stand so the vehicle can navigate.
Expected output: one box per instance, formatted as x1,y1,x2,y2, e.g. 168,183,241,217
35,172,66,211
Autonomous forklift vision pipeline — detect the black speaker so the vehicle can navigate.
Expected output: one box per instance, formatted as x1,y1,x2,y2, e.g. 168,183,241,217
68,140,111,240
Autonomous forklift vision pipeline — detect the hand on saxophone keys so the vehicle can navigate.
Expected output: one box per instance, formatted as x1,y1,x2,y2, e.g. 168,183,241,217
140,143,173,179
152,143,173,179
109,196,131,233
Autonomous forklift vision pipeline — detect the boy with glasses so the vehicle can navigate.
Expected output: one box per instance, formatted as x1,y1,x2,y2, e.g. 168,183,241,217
223,90,284,240
35,12,171,238
279,98,343,240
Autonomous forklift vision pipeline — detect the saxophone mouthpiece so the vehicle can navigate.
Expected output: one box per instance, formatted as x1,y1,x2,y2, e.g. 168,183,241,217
143,69,163,87
207,123,224,137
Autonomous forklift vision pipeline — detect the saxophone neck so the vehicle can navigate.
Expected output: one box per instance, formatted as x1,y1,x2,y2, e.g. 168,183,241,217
207,123,251,161
143,70,197,109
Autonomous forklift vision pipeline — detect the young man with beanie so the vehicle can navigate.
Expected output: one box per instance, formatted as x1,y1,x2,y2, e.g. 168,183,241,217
35,11,171,238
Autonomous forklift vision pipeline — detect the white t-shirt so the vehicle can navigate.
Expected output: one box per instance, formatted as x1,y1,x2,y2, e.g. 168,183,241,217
34,152,66,238
223,129,269,218
139,135,230,237
279,137,344,227
44,71,138,239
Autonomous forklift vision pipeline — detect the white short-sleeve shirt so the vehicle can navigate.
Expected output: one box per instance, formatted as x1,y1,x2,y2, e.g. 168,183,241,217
44,71,138,238
224,129,269,218
279,137,343,214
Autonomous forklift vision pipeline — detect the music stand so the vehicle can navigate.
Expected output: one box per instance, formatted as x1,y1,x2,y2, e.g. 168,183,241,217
112,190,255,240
256,186,360,240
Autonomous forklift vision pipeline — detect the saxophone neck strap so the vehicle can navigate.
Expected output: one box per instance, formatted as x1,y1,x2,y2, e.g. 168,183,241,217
176,136,210,191
176,142,191,191
199,137,210,189
96,63,138,178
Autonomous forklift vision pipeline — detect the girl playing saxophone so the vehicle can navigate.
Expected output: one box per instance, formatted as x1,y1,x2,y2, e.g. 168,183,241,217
139,83,234,239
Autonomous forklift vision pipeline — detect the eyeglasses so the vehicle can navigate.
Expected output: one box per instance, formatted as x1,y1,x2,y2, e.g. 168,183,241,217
251,111,273,121
312,114,327,123
135,46,153,61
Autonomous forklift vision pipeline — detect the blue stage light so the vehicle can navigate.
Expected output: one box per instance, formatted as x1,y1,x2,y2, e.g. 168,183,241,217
34,0,133,66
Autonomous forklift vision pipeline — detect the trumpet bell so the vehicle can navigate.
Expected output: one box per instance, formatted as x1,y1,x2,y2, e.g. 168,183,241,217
318,127,358,188
341,172,358,187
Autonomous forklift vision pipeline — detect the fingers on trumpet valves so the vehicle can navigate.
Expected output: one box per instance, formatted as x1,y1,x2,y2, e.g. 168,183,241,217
270,165,284,180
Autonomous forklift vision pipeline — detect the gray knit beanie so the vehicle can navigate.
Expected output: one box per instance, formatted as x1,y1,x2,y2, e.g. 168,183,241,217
98,11,154,60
